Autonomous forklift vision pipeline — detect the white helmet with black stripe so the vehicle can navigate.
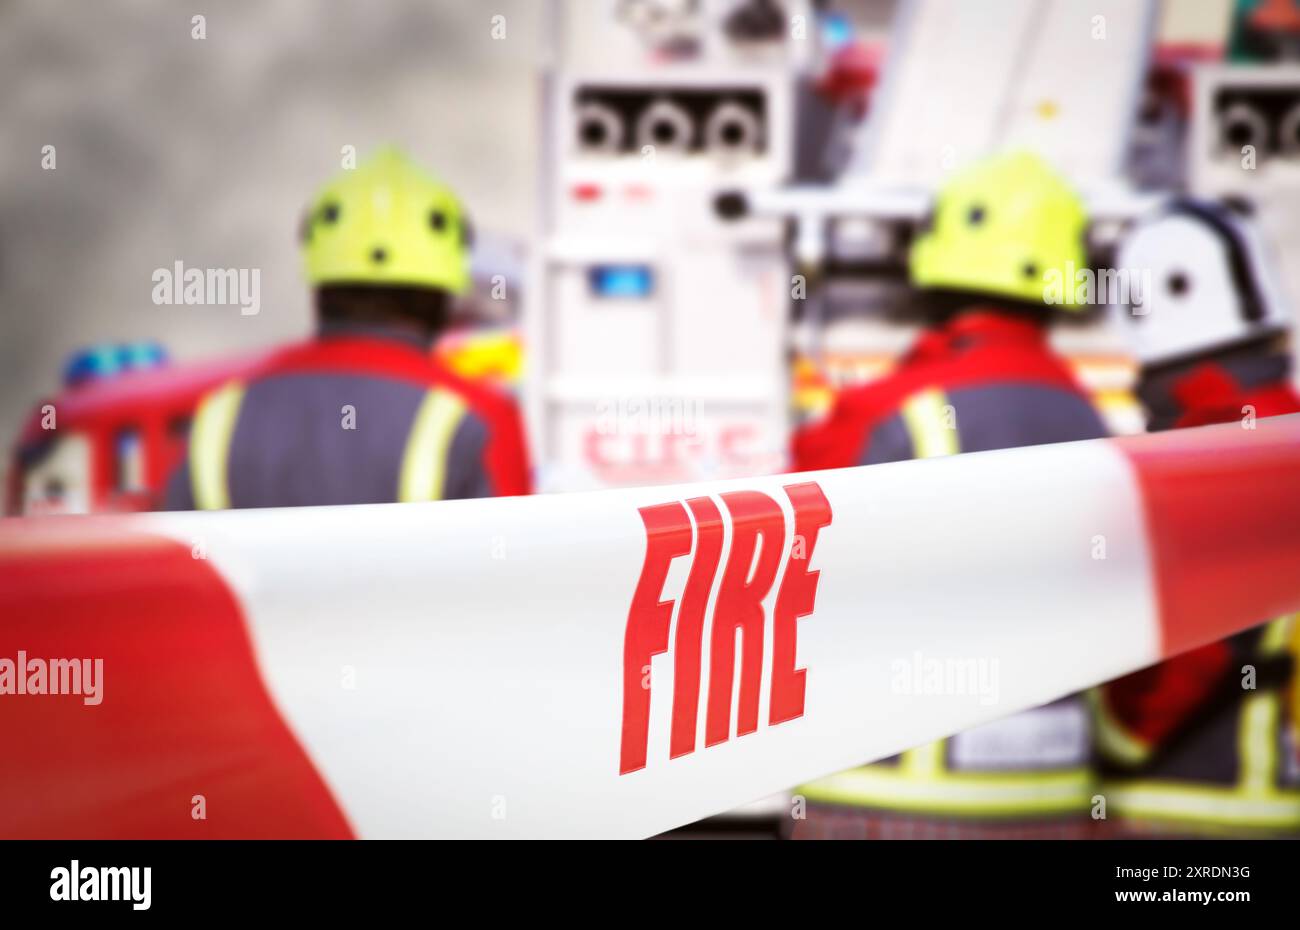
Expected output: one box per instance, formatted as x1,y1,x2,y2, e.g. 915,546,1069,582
1116,199,1293,366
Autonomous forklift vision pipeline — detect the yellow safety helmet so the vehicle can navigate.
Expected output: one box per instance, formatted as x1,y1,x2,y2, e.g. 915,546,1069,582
300,147,471,295
909,151,1088,308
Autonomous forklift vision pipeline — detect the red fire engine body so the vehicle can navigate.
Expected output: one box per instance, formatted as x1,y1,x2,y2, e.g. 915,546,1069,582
7,353,264,516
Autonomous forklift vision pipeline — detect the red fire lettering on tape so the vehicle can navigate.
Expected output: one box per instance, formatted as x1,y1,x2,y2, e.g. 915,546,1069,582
670,497,723,760
619,482,832,775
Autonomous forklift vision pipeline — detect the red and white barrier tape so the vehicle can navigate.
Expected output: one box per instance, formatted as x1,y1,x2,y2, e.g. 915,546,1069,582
2,416,1299,838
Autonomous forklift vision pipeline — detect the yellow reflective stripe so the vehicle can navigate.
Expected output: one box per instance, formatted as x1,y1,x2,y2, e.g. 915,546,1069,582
901,740,946,778
1104,617,1298,831
189,382,247,511
798,765,1093,817
901,388,959,458
1260,615,1291,653
1104,781,1300,830
1240,617,1289,794
1289,615,1300,754
398,388,468,502
1088,688,1153,766
1239,692,1280,794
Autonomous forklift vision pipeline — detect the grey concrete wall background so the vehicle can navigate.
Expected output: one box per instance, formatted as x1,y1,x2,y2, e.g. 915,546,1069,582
0,0,543,448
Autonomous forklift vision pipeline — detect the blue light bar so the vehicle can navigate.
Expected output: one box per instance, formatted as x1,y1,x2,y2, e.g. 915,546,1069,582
119,341,168,371
589,265,654,299
63,342,169,388
63,345,123,388
821,12,855,50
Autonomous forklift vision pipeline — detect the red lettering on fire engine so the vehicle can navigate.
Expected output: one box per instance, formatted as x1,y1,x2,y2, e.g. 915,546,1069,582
619,482,833,774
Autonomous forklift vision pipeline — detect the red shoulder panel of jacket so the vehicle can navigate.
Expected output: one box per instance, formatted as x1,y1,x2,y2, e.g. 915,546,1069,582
1172,364,1300,429
794,313,1088,471
1099,640,1235,752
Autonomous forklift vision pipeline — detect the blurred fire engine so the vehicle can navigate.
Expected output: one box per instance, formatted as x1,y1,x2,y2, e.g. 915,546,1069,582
6,345,261,516
527,0,836,491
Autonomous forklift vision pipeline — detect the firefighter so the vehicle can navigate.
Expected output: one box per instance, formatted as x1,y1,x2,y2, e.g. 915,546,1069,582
794,152,1106,471
1116,198,1298,429
164,148,529,511
791,151,1108,839
1093,198,1300,838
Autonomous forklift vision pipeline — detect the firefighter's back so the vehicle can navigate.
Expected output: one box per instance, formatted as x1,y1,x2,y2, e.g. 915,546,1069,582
860,313,1106,465
168,333,528,511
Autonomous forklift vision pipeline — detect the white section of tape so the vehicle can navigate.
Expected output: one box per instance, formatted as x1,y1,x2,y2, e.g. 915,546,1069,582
150,436,1159,838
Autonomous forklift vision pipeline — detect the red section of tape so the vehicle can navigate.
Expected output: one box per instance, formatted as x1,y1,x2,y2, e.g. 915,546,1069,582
1116,414,1300,657
0,526,353,838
